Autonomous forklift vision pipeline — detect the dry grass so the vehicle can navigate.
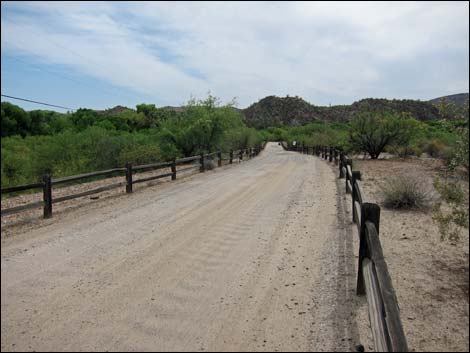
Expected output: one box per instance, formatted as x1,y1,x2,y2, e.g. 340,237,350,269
381,174,432,210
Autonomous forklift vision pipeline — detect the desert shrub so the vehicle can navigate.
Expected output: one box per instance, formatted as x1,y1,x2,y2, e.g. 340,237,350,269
381,174,432,209
386,145,415,158
203,157,217,170
432,176,469,241
423,139,446,158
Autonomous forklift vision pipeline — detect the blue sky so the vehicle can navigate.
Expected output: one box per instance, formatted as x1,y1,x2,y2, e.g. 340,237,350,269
1,1,469,112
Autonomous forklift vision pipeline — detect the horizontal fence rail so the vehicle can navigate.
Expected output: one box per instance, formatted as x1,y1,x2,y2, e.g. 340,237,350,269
1,142,267,219
51,168,126,185
285,142,408,352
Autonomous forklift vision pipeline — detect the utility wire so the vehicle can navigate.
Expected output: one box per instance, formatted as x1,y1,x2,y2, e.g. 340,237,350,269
1,94,74,111
3,54,136,102
6,20,148,104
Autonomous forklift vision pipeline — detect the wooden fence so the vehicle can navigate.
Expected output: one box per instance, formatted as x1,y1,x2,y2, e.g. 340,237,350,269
1,143,266,219
283,142,408,352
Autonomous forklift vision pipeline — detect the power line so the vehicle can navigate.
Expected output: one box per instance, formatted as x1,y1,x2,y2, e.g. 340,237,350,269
6,20,149,104
1,94,74,111
3,54,143,103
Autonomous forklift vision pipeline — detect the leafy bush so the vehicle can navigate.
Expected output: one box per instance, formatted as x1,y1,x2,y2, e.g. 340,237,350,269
349,112,421,159
422,139,446,158
432,176,469,241
1,95,265,188
381,174,432,210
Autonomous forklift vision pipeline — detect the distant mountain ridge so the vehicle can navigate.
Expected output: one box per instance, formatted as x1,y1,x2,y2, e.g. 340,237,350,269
428,93,469,107
95,93,468,129
242,95,448,128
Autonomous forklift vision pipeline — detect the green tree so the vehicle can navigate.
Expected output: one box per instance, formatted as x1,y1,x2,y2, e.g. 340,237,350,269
1,102,31,137
348,112,419,159
70,108,99,131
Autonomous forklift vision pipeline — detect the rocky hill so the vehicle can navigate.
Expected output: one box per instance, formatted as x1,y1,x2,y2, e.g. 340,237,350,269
242,96,443,128
428,93,469,107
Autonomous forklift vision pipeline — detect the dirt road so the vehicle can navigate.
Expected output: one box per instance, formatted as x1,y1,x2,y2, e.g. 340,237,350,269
1,142,363,352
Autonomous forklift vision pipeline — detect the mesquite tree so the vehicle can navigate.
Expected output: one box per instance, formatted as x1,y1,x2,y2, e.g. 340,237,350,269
349,112,418,159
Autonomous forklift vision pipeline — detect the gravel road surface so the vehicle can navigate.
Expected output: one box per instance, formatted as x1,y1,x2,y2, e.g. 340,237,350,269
1,142,363,352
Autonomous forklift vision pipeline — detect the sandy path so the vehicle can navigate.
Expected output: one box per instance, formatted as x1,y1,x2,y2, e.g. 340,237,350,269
1,142,363,352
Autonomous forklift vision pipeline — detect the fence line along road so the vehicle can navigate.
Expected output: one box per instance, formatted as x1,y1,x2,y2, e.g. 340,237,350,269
283,142,408,353
1,143,267,219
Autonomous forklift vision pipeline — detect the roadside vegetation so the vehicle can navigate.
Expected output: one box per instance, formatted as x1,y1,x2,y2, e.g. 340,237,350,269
2,95,468,241
1,95,263,188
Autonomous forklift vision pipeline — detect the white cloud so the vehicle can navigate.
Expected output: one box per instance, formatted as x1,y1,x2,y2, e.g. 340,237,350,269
1,1,468,107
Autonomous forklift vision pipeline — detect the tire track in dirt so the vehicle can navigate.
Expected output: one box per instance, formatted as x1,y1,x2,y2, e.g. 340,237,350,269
2,143,362,352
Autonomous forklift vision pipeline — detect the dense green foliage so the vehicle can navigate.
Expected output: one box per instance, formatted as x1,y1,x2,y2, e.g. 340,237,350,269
1,96,263,188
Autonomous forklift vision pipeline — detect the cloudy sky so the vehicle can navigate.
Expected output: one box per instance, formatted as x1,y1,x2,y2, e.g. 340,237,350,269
1,1,469,111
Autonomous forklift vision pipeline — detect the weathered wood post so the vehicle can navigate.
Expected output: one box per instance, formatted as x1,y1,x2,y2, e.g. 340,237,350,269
239,150,243,161
218,151,222,167
351,171,361,223
125,163,133,193
334,149,339,165
345,159,352,190
230,149,233,164
339,152,345,178
357,203,380,295
43,174,52,219
200,153,205,172
171,159,177,180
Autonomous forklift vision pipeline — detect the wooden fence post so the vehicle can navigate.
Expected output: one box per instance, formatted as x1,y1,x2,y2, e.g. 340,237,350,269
230,150,233,164
345,159,352,190
171,159,177,180
200,154,205,172
351,171,361,223
357,203,381,295
329,147,333,162
339,152,345,178
43,174,52,219
125,163,133,193
239,150,243,161
218,151,222,167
